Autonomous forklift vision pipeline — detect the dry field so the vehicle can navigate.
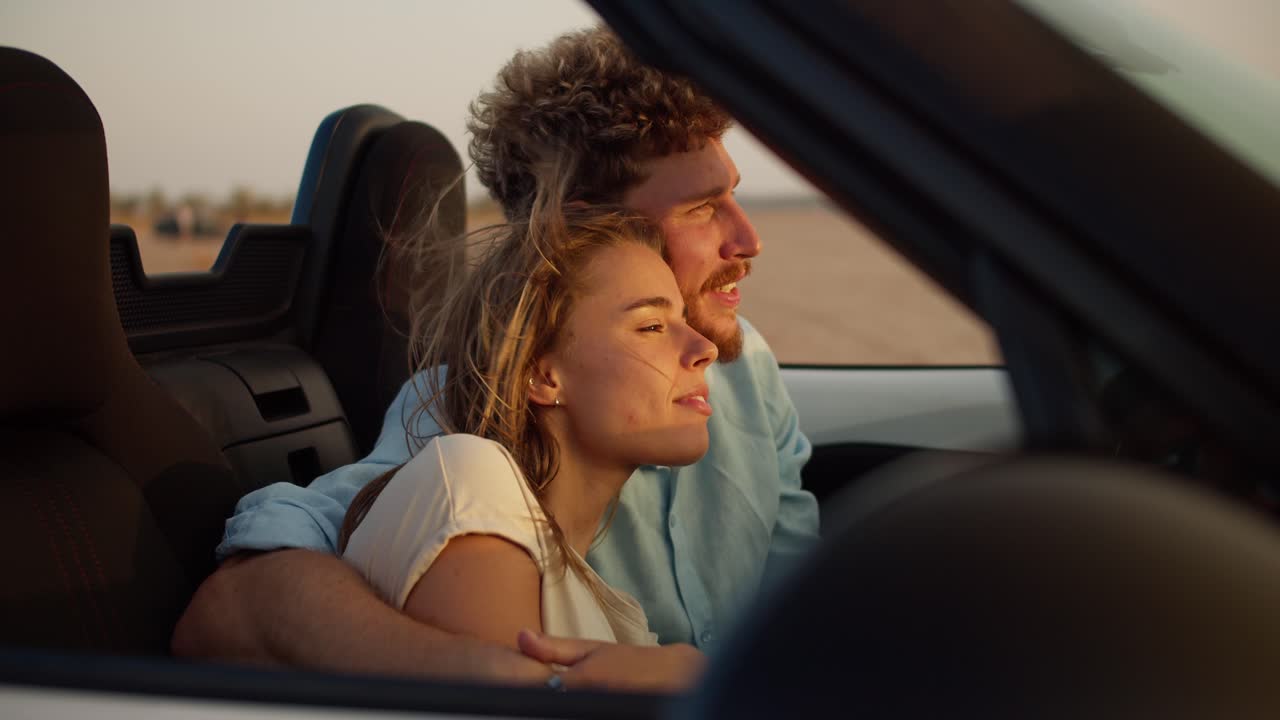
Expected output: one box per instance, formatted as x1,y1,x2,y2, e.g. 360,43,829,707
735,201,999,366
121,201,1000,366
117,220,229,276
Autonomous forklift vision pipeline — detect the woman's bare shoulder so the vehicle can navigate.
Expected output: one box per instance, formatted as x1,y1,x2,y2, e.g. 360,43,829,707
403,533,543,649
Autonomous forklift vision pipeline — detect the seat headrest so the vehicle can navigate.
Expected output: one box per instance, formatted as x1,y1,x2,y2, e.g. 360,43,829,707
312,119,466,453
0,47,127,419
354,120,467,323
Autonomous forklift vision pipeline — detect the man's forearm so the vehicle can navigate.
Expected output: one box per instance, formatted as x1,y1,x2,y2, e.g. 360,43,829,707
172,548,548,683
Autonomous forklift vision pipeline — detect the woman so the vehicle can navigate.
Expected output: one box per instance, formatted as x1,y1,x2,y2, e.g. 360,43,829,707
338,203,716,683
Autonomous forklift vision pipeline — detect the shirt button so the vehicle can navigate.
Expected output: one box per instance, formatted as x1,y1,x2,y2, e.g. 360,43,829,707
700,630,714,644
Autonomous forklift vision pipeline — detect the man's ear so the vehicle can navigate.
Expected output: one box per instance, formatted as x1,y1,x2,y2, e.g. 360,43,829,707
527,357,563,407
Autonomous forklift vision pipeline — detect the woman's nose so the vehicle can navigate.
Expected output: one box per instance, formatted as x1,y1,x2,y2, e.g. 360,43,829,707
684,326,718,368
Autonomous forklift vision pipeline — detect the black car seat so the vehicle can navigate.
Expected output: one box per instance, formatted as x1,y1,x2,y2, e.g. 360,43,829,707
116,108,466,494
680,454,1280,718
292,107,466,455
0,47,241,653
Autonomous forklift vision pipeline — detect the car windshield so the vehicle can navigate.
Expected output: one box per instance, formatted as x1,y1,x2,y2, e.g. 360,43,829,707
1017,0,1280,189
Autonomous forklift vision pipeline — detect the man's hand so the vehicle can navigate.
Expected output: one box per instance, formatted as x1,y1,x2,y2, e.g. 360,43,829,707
517,630,706,693
172,549,549,685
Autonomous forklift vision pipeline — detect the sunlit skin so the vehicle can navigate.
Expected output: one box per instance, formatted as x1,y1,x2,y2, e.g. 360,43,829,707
623,138,763,363
530,243,718,555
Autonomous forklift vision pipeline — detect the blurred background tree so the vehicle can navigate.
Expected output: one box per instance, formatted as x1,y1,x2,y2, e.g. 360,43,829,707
177,192,212,216
144,187,168,218
253,192,294,218
227,186,255,221
110,192,141,217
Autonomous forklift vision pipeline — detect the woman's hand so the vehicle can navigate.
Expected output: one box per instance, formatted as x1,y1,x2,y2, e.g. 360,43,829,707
517,630,706,693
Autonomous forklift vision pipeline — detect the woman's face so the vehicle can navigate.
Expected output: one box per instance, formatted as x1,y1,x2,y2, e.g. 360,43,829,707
541,242,718,469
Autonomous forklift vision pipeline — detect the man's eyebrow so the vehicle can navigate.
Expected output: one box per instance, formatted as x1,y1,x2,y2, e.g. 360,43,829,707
675,173,742,207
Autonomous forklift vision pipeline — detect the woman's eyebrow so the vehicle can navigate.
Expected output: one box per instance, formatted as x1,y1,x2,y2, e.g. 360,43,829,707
623,296,674,312
622,296,689,321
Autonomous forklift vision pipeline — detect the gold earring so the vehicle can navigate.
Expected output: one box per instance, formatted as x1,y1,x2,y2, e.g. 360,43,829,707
529,377,535,386
554,397,561,407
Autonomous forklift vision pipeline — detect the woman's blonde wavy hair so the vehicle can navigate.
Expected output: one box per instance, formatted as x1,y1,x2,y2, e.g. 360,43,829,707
338,163,664,590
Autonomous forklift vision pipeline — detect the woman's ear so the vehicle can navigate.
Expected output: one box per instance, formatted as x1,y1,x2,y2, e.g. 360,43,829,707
527,357,563,408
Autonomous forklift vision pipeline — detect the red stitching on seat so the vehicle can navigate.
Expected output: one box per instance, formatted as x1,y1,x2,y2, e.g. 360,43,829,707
57,480,123,649
44,487,110,648
19,478,80,632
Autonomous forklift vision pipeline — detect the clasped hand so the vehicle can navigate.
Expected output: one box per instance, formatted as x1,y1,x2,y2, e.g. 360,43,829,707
516,629,705,693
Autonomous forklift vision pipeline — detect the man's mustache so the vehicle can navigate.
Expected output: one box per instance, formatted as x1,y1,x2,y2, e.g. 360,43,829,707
700,260,752,292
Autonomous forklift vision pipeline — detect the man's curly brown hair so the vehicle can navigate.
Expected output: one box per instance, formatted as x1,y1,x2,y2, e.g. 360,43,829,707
468,25,733,219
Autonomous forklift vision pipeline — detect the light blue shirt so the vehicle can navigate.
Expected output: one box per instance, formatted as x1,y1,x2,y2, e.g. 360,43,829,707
217,317,819,648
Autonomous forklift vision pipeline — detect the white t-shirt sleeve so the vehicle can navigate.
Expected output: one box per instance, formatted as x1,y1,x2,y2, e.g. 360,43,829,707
341,433,548,609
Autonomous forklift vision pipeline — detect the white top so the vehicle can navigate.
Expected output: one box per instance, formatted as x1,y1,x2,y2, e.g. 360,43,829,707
342,433,657,646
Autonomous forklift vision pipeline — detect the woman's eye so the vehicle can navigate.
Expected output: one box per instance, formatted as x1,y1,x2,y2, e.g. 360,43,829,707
689,202,714,216
640,323,665,333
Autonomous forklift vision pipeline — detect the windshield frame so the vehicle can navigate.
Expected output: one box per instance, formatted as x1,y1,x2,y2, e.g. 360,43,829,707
1017,0,1280,189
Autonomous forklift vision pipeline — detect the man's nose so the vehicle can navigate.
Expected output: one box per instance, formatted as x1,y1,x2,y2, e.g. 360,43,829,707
721,200,762,260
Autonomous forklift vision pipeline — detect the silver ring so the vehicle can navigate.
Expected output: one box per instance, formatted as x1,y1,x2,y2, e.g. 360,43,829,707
545,673,566,691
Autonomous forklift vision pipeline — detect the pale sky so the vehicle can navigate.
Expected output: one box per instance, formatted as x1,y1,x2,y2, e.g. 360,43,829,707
4,0,1277,201
1,0,815,202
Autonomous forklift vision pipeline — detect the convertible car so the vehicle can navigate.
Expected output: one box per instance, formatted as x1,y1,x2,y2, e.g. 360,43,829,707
2,0,1278,717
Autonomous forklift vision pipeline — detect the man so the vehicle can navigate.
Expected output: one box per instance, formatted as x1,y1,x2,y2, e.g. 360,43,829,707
173,26,818,691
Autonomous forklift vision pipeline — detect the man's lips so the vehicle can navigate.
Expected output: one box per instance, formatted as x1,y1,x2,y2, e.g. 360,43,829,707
702,263,749,309
674,384,712,416
701,261,751,292
710,285,741,309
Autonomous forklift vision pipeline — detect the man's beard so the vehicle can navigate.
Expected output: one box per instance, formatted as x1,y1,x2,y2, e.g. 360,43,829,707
684,261,750,364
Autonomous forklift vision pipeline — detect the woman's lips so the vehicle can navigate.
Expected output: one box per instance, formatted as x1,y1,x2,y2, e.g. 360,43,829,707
675,386,713,417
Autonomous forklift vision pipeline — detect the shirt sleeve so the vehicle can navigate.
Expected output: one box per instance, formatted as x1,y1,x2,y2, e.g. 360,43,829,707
215,371,444,561
762,382,819,588
743,319,820,589
341,434,547,609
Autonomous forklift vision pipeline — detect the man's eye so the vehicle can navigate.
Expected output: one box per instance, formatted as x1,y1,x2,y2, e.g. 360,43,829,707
689,202,714,216
640,323,665,333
